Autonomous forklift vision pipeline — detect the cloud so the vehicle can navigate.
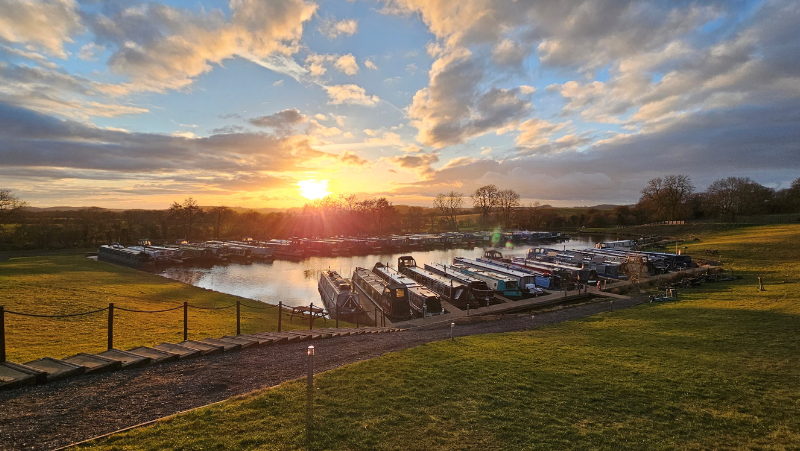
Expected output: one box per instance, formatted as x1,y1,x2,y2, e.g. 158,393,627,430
340,150,369,166
324,84,380,106
365,59,378,70
388,152,439,174
319,18,358,39
0,101,340,179
77,43,104,61
515,118,570,147
0,0,83,58
391,98,800,203
85,0,317,93
247,109,307,133
492,39,527,66
273,79,284,87
408,48,532,147
334,54,359,75
0,62,148,120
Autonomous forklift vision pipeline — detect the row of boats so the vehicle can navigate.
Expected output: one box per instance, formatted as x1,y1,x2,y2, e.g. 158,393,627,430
318,246,694,323
97,231,570,269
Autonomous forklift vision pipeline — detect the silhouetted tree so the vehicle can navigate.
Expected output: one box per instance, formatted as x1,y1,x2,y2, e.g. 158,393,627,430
434,191,463,231
471,184,498,226
637,175,694,221
496,189,520,228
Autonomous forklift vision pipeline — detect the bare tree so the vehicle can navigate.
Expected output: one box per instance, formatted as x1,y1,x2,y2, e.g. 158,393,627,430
471,184,498,226
638,175,694,221
0,189,29,223
434,191,463,231
496,189,520,229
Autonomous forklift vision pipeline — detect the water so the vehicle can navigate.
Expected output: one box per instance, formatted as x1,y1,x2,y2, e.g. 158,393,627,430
158,235,610,308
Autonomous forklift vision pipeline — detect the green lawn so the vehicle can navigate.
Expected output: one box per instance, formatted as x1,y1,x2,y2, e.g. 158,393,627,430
78,224,800,450
0,255,336,362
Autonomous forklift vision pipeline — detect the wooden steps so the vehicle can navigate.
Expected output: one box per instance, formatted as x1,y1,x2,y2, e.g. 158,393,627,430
152,343,202,360
1,326,401,390
23,357,85,382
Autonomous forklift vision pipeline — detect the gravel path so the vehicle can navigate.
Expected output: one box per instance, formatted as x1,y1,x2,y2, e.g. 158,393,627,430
0,297,643,450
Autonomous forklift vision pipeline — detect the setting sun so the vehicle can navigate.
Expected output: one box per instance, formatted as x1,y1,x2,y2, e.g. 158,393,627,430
298,179,331,200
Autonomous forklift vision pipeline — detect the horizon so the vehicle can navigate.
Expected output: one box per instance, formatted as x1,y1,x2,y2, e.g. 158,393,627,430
1,0,798,209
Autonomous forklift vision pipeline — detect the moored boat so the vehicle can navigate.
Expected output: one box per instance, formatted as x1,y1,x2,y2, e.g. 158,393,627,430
318,270,362,320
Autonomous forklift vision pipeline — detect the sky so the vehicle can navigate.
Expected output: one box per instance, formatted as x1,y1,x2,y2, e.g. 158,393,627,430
0,0,798,209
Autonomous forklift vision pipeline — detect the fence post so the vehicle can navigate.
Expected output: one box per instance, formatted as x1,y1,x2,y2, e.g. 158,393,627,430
183,301,188,341
335,304,339,329
107,302,114,351
309,302,314,330
236,301,241,336
278,301,282,332
0,306,5,363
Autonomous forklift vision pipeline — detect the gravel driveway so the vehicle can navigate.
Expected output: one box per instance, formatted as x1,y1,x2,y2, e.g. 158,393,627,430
0,297,642,450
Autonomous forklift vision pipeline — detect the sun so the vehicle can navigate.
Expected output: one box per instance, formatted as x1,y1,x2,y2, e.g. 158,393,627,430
298,179,331,200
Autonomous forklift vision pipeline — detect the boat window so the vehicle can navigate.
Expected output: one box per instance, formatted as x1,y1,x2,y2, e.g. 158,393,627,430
396,289,405,298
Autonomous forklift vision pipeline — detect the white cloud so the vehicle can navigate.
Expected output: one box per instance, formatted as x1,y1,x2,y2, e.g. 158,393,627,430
325,84,380,106
319,18,358,39
365,59,378,70
314,113,327,120
78,43,104,62
273,79,284,86
334,54,359,75
0,0,83,58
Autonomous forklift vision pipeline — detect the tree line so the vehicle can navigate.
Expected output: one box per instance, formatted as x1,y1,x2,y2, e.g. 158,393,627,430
1,175,799,250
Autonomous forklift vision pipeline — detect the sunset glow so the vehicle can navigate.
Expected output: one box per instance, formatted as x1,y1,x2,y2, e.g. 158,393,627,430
0,0,796,209
298,180,331,200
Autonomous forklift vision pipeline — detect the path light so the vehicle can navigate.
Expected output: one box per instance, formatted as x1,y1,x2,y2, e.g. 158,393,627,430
451,322,455,341
306,345,315,441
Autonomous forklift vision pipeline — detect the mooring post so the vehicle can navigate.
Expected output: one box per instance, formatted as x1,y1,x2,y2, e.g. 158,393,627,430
107,302,114,351
306,345,315,443
374,306,378,327
278,301,282,332
309,302,314,330
0,306,5,363
335,304,339,329
183,301,188,341
236,301,241,336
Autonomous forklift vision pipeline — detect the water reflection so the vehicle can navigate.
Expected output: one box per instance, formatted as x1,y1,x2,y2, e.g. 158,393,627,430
158,235,609,308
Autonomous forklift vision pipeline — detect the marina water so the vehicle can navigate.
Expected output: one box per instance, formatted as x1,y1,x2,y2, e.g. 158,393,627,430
158,235,610,308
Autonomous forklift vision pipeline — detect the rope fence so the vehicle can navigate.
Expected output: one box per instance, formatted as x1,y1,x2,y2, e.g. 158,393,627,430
0,298,353,363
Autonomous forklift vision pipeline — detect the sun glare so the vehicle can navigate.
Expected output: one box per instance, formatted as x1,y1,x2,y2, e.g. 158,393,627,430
298,179,331,200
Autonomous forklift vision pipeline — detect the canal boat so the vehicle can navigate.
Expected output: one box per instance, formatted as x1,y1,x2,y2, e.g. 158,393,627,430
423,262,495,307
98,244,154,270
448,263,522,297
456,257,541,292
372,262,443,317
351,267,412,322
318,270,362,321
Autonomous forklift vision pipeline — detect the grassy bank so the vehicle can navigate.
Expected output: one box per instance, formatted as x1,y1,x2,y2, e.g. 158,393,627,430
0,255,336,363
79,224,800,450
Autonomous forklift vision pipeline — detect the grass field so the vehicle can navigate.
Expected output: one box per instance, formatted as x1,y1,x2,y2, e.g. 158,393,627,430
0,255,336,363
76,224,800,450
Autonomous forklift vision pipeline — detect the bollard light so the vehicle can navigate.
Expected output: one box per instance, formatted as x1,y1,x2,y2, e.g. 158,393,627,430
306,345,315,440
450,322,455,341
